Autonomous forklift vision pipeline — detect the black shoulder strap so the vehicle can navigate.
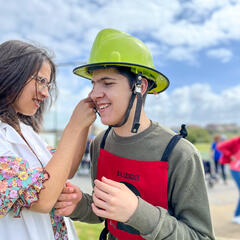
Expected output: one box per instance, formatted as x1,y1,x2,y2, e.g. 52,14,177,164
161,124,187,162
100,126,112,149
99,128,112,240
99,220,109,240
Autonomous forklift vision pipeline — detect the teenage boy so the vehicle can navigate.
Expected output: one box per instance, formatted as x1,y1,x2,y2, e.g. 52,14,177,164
55,28,215,240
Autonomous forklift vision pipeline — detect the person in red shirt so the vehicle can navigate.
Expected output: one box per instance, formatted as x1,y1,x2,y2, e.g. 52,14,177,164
218,137,240,224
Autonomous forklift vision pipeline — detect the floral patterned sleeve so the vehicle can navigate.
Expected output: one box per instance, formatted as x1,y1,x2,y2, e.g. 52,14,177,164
0,156,49,218
47,146,56,155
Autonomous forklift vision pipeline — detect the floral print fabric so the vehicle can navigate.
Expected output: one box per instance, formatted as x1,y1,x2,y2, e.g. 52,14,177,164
0,156,49,218
50,209,68,240
0,155,69,240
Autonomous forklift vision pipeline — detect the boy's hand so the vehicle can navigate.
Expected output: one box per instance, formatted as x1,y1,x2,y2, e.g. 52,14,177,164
92,177,138,223
54,182,82,216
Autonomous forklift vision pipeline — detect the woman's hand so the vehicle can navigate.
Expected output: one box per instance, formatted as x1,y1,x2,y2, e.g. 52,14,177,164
68,97,96,131
92,177,138,223
54,182,82,216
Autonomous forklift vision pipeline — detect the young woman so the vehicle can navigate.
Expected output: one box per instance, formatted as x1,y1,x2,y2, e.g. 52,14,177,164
0,40,96,239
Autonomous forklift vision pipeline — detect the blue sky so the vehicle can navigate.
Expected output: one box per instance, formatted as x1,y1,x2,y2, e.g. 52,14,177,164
1,0,240,129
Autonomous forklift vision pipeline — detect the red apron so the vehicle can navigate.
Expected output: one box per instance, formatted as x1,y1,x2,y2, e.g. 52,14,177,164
97,148,168,240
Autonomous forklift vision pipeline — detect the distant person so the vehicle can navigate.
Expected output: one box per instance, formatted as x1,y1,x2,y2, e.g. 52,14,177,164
0,40,96,239
80,136,92,174
218,137,240,224
54,28,215,240
211,135,227,183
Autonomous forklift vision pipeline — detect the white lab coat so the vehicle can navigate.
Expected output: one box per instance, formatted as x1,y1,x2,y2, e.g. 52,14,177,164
0,120,79,240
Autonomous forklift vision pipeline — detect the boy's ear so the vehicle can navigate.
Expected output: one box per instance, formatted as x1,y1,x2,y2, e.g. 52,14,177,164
141,78,148,95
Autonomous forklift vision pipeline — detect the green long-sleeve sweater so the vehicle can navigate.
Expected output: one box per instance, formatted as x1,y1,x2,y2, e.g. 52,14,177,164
70,122,215,240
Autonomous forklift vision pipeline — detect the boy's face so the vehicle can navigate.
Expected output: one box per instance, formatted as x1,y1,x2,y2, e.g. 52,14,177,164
90,67,132,126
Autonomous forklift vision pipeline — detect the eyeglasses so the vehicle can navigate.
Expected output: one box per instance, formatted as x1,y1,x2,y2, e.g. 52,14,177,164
31,75,52,90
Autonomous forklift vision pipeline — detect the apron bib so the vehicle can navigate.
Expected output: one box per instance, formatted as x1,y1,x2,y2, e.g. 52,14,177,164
97,129,168,240
97,148,168,240
97,126,185,240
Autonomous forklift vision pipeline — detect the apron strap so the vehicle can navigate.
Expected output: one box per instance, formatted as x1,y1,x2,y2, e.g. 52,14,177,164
100,126,112,149
99,128,111,240
99,220,109,240
161,124,187,162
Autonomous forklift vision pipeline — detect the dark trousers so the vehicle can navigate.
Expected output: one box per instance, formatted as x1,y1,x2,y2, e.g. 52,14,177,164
231,170,240,216
214,159,226,181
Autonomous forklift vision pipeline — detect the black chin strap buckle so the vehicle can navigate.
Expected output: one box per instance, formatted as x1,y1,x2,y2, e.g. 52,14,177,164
131,123,140,133
131,74,143,134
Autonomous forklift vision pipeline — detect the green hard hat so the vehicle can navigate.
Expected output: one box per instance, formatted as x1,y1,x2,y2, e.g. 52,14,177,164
73,28,169,94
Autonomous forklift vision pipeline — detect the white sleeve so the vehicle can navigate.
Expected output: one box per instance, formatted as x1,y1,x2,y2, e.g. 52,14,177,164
0,134,16,156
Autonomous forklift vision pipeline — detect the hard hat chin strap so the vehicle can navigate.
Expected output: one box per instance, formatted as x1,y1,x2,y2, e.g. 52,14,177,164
109,92,136,128
131,75,143,133
109,74,143,134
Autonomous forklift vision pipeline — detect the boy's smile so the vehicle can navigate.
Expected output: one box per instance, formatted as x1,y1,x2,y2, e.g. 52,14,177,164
90,68,132,127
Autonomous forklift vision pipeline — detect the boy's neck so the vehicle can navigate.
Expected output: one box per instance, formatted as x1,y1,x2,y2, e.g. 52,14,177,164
113,111,151,137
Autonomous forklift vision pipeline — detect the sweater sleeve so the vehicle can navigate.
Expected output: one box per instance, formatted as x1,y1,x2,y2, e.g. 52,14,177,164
0,156,49,218
126,151,215,240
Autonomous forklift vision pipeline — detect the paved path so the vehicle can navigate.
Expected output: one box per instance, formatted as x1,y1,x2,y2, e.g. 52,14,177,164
70,172,92,194
70,173,240,239
208,179,240,239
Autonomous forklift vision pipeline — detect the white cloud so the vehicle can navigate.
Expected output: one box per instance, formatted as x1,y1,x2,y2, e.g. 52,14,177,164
167,47,196,63
145,84,240,127
206,48,233,62
1,0,240,130
183,0,231,17
1,0,239,64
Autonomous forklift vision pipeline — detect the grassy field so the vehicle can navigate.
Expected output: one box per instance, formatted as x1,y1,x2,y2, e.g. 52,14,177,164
194,142,211,153
73,222,103,240
195,142,211,160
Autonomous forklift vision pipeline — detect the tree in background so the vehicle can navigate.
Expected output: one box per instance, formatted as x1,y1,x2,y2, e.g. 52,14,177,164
186,126,211,144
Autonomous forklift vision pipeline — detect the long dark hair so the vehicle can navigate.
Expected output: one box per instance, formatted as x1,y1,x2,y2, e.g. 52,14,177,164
0,40,56,133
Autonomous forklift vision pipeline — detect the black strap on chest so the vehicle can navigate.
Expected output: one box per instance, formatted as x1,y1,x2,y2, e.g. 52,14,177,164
99,220,109,240
100,126,112,149
161,124,187,162
99,127,111,240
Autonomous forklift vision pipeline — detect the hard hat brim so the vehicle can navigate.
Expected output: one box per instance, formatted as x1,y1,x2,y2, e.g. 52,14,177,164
73,62,169,94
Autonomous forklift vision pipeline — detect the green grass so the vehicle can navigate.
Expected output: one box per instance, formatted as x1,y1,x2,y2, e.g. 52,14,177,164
194,142,211,152
194,142,211,160
73,222,103,240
